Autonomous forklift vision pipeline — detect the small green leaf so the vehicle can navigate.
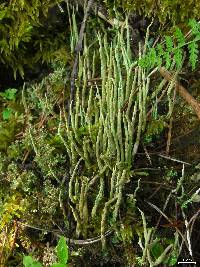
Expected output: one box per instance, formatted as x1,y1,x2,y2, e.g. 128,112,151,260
188,19,200,38
138,55,148,68
163,52,171,69
32,263,43,267
23,256,33,267
2,108,13,120
56,236,68,264
148,47,157,67
168,255,178,266
175,27,185,47
188,42,199,70
165,36,174,52
151,242,164,259
181,198,191,209
165,253,178,266
156,44,164,67
23,256,43,267
174,48,183,69
0,88,17,100
51,263,66,267
156,55,162,67
157,43,164,56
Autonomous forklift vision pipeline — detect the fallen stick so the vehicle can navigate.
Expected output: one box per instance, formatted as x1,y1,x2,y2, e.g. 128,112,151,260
159,67,200,120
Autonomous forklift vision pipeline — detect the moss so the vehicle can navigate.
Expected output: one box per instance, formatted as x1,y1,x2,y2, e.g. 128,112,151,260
103,0,200,24
0,0,71,79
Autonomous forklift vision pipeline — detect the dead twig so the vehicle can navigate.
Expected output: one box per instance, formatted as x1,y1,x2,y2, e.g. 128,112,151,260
158,153,191,165
17,220,112,245
146,200,189,251
166,87,177,155
159,67,200,120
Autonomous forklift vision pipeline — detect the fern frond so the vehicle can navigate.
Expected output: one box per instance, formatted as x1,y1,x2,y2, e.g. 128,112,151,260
163,52,171,69
138,55,148,68
174,48,183,69
148,47,157,67
188,41,199,70
188,19,200,39
165,36,174,52
156,44,164,67
138,19,200,71
157,44,164,56
175,27,185,46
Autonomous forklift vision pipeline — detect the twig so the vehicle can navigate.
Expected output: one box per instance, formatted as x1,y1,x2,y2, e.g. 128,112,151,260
67,0,123,27
159,67,200,120
166,87,176,154
150,164,185,232
148,184,162,200
178,208,200,261
17,221,112,245
158,153,191,165
182,209,193,257
146,200,189,250
143,144,152,165
166,115,173,155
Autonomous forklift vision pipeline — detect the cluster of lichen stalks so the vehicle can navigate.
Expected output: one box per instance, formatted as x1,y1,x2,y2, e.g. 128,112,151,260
21,13,182,266
56,15,155,248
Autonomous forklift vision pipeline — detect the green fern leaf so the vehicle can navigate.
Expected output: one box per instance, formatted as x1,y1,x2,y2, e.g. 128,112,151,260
165,36,174,53
156,44,164,66
174,48,183,69
138,55,148,68
156,55,162,67
163,52,171,69
188,19,200,39
157,44,164,56
175,27,185,46
148,47,157,67
188,42,199,70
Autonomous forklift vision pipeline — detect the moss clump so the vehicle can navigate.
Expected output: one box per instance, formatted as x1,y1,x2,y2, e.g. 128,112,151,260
104,0,200,24
0,0,71,79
